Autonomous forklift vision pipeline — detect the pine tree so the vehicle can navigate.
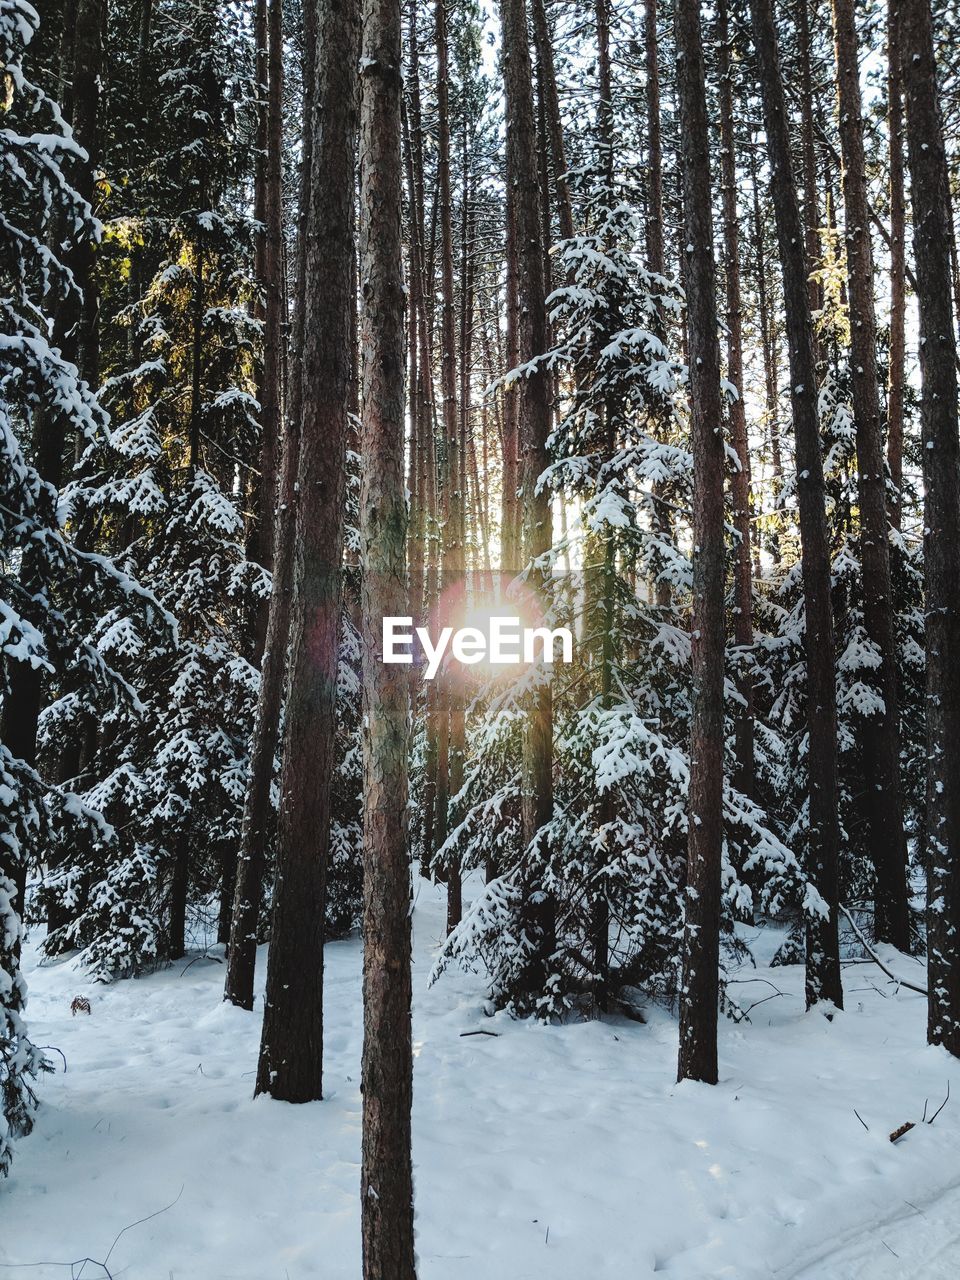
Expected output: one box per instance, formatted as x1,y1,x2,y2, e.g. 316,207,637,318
0,0,161,1170
224,0,289,1010
46,0,264,972
501,0,555,1004
830,0,910,949
748,0,844,1011
898,0,960,1056
357,0,417,1262
674,0,725,1086
255,0,360,1103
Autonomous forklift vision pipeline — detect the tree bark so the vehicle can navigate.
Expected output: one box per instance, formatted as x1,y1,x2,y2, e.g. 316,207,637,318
886,0,907,528
358,0,417,1265
224,0,294,1012
255,0,359,1102
501,195,521,576
501,0,555,998
750,141,784,502
749,0,843,1010
717,0,754,801
897,0,960,1055
644,0,673,609
530,0,574,241
168,833,189,960
675,0,726,1086
251,0,284,624
798,0,823,336
831,0,911,949
432,0,464,931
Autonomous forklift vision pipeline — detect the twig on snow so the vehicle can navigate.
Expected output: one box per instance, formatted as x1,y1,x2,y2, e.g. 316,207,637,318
926,1081,950,1125
0,1185,185,1279
36,1045,67,1073
93,1183,185,1277
179,953,222,977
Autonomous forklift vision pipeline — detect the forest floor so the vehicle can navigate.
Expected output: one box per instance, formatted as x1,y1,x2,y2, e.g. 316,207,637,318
3,878,960,1280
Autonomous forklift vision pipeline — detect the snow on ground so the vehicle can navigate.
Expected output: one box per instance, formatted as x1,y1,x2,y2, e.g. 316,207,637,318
3,878,960,1279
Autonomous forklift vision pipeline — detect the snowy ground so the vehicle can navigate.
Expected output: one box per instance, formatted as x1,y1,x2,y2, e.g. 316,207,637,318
3,879,960,1280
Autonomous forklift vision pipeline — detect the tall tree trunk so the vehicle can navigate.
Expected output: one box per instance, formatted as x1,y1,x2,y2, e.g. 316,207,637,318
358,0,417,1266
501,0,555,998
750,141,783,501
501,197,521,575
644,0,673,608
587,0,615,1012
831,0,911,949
530,0,574,241
898,0,960,1055
251,0,284,622
749,0,844,1011
254,0,360,1102
887,0,907,528
224,0,291,1011
168,833,189,960
459,147,475,573
137,0,152,79
403,14,439,865
433,0,464,930
675,0,726,1086
717,0,754,801
798,0,823,337
402,96,425,622
644,0,664,284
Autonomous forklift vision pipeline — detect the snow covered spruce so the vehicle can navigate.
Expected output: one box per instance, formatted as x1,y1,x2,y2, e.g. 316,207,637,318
3,0,960,1278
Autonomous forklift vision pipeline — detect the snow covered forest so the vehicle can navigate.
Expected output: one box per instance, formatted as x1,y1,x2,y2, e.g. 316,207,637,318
2,0,960,1272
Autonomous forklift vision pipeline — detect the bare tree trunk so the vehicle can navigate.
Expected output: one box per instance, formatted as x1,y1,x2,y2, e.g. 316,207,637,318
224,0,292,1010
168,834,189,961
831,0,911,949
358,0,417,1263
749,0,843,1011
750,142,783,502
898,0,960,1055
402,96,426,625
433,0,465,931
644,0,673,609
586,0,616,1012
887,0,907,528
644,0,664,283
798,0,823,337
252,0,284,620
530,0,574,241
717,0,754,801
502,0,555,998
675,0,726,1086
403,14,440,867
501,197,521,575
255,0,360,1102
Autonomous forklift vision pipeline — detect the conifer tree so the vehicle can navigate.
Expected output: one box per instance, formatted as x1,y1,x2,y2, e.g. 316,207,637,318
255,0,360,1103
899,0,960,1055
675,0,726,1086
358,0,417,1260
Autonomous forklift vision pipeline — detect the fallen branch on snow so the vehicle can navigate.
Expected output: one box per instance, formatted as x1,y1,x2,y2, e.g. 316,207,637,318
839,905,927,996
